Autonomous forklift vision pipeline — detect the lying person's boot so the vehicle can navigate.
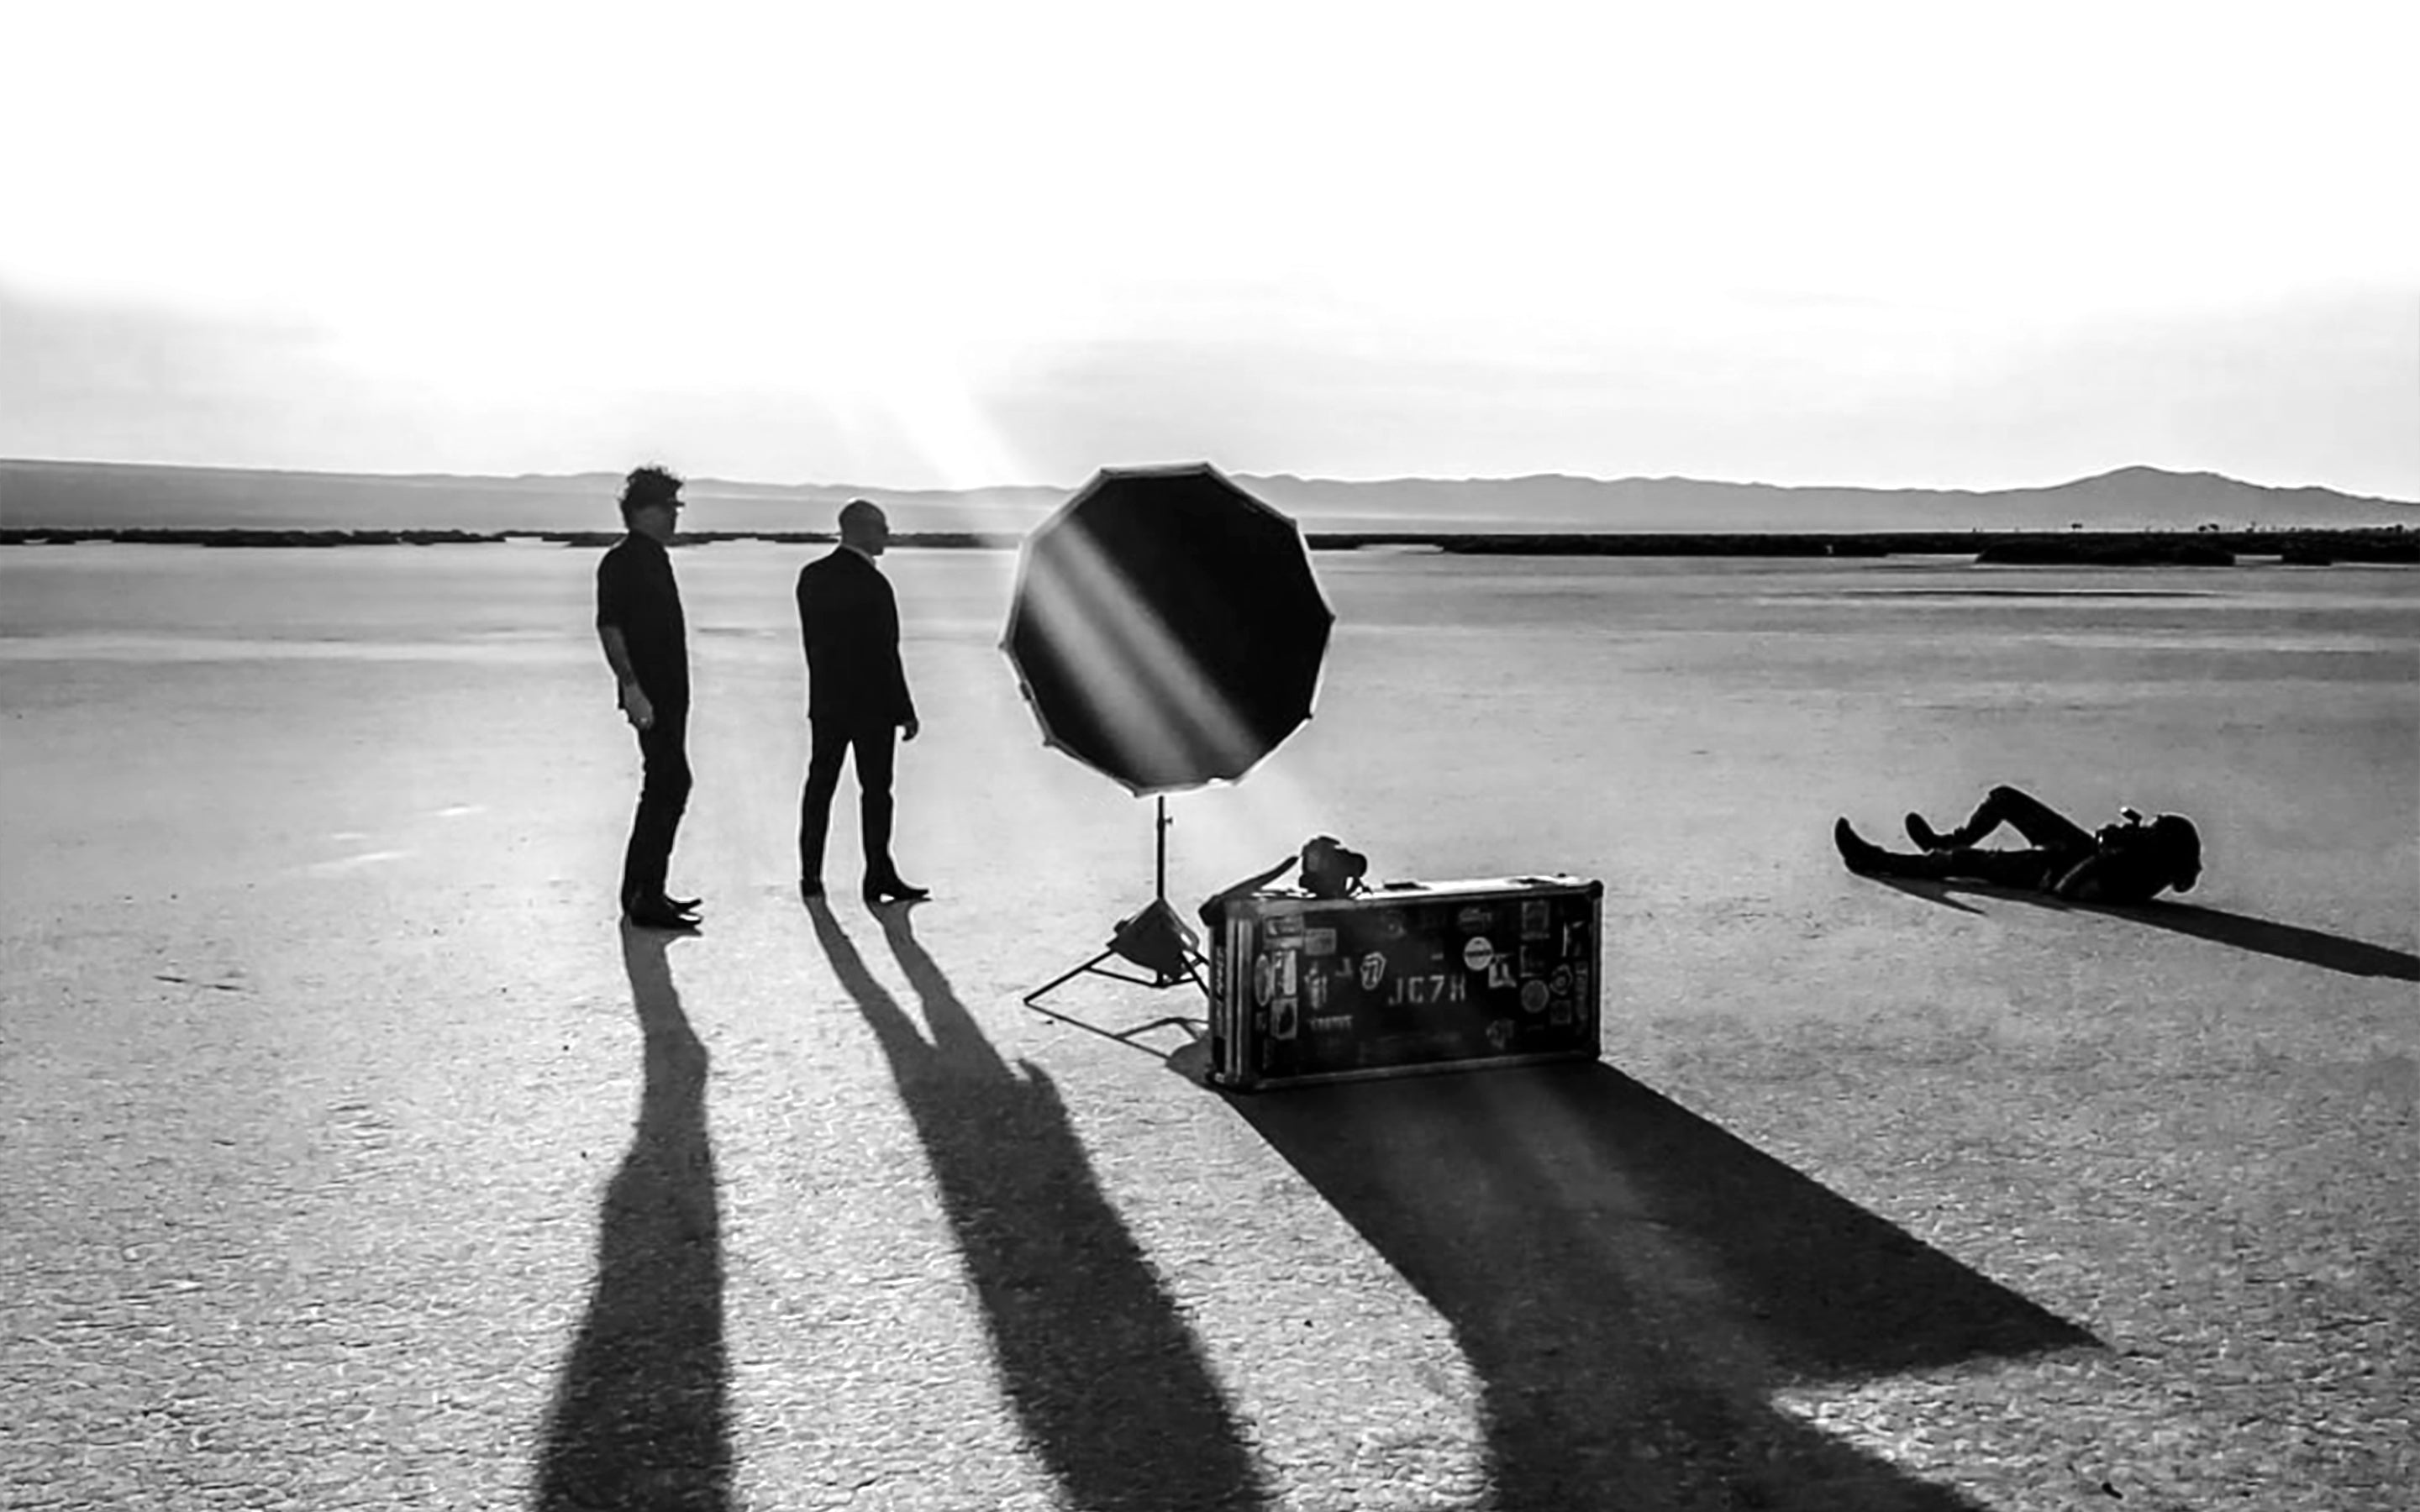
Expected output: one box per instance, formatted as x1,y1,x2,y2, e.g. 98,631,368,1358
1841,820,1967,882
1905,812,1953,851
663,894,702,915
862,878,931,906
1835,818,1897,876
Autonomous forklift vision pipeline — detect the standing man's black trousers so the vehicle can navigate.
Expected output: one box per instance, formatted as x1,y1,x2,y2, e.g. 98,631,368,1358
621,701,692,911
798,717,898,888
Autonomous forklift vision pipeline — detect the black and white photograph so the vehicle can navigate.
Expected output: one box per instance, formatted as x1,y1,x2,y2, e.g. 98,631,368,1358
3,3,2413,1509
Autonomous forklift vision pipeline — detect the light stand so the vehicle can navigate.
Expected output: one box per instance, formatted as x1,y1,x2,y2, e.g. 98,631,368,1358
1023,795,1210,1039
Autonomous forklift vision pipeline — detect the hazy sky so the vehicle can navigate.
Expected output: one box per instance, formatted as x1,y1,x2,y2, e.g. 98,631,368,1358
4,0,2414,495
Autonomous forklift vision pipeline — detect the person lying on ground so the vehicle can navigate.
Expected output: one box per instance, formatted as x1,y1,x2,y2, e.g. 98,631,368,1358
1833,784,2202,903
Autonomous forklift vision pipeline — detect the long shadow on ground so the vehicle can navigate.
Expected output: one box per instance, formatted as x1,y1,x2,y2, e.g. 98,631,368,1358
535,925,730,1511
1876,879,2419,981
807,900,1268,1512
1232,1061,2098,1511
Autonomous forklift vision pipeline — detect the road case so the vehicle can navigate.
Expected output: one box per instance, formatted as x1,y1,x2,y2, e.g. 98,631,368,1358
1206,874,1603,1091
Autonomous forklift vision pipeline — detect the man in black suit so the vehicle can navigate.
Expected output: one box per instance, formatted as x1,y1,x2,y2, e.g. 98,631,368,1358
595,465,702,931
797,499,928,906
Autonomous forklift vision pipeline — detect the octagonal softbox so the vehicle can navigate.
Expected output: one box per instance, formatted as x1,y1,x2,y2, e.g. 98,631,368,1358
1002,463,1333,796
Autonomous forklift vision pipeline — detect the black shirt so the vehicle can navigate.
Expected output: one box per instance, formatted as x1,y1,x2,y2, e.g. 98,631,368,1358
596,533,688,707
2051,828,2182,904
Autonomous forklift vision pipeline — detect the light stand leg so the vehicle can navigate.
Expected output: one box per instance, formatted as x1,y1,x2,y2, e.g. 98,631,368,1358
1022,947,1129,1006
1022,792,1209,1020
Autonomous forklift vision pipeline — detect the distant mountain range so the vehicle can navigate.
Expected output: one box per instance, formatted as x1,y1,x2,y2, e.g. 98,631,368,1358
2,457,2412,536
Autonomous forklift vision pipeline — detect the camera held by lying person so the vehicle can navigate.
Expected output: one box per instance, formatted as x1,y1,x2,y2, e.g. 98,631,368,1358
1197,835,1370,933
1834,784,2202,904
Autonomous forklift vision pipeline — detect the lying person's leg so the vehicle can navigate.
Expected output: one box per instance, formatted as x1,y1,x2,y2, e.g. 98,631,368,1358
1908,784,2095,853
1838,819,2060,889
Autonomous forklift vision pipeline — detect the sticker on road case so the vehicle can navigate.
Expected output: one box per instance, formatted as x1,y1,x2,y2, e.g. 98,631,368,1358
1385,973,1467,1009
1462,936,1495,973
1522,900,1552,940
1254,951,1297,1008
1304,927,1338,957
1360,953,1387,991
1520,979,1549,1014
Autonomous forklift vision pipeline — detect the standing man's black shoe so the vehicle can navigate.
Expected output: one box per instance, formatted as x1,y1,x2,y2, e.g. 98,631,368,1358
624,901,701,931
623,891,699,919
862,879,930,906
799,878,825,902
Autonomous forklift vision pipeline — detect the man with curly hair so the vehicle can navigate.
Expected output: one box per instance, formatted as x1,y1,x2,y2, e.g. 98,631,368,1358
595,464,702,930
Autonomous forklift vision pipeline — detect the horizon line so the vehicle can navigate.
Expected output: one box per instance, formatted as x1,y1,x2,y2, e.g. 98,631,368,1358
3,453,2414,508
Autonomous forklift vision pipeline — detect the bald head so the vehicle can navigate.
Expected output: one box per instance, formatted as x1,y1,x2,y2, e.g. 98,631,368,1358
838,498,890,557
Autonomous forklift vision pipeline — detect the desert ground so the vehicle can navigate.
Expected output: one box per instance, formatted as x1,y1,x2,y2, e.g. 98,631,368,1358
3,543,2414,1511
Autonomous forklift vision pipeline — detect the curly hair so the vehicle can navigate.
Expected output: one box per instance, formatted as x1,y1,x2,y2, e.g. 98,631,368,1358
618,464,685,522
2149,813,2202,892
